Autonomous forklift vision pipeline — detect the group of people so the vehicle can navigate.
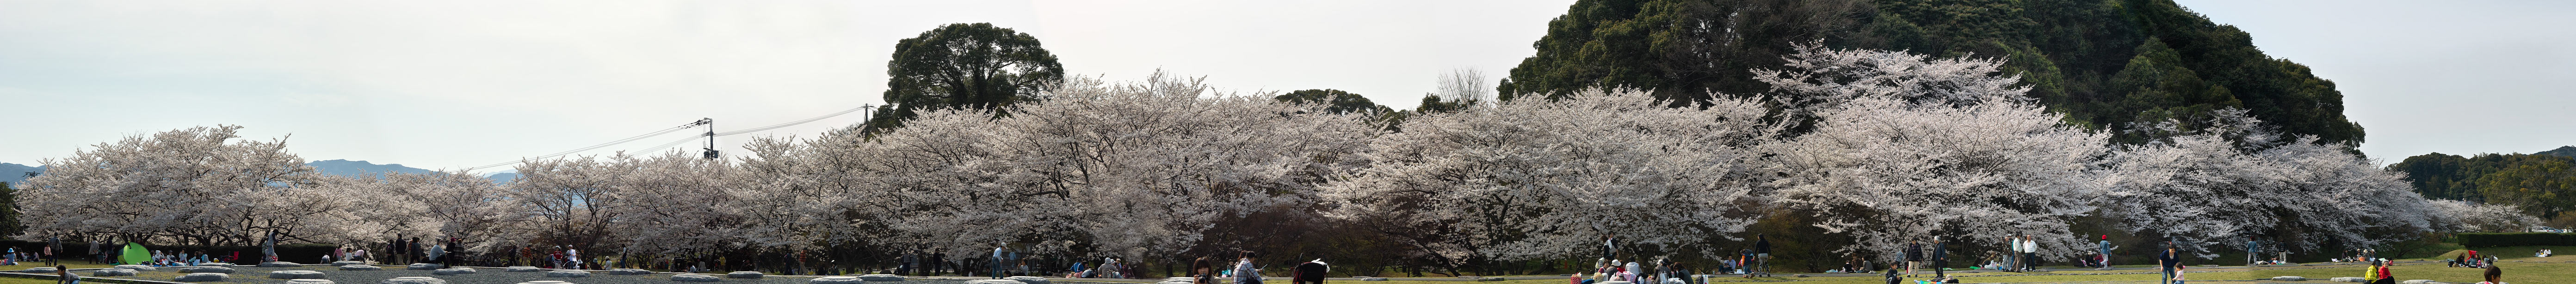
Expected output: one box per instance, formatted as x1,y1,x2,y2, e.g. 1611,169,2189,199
138,249,219,266
2,247,55,266
1065,257,1133,278
2450,250,2496,268
1569,235,1765,284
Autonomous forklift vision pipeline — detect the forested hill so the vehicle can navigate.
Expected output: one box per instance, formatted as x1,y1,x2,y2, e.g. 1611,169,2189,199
1501,0,2364,147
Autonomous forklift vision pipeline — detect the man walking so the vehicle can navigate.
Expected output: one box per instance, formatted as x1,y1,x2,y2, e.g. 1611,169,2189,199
1753,235,1771,277
1931,237,1947,279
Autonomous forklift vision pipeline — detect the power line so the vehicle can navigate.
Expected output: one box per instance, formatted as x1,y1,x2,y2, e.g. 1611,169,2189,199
465,104,871,172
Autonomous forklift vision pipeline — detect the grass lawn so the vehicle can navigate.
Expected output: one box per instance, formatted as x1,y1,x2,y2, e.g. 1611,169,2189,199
2249,245,2573,284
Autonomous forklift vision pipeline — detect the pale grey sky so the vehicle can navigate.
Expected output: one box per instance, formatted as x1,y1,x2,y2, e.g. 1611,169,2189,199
0,0,2564,171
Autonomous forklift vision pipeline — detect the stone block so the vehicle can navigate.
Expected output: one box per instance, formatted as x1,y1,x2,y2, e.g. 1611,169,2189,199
546,270,593,278
409,263,445,270
174,273,229,282
263,261,307,267
2271,276,2306,281
21,267,57,273
2329,277,2364,283
968,279,1024,284
383,277,448,284
200,263,235,266
858,274,906,281
813,276,867,284
434,268,477,275
672,274,723,282
270,270,328,279
518,281,573,284
728,271,765,278
1007,276,1051,284
609,268,653,275
334,261,367,266
288,280,338,284
344,265,383,271
115,265,157,271
1359,278,1388,282
507,266,543,272
93,269,137,277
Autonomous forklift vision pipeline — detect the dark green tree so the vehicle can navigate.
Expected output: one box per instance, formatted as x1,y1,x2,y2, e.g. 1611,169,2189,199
866,23,1065,132
1273,89,1390,115
1501,0,2367,150
0,181,18,238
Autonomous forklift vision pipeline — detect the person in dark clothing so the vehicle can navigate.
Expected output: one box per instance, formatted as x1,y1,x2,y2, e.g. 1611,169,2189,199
1931,238,1947,278
2157,243,2181,284
1753,235,1771,276
1905,241,1923,277
1883,264,1901,284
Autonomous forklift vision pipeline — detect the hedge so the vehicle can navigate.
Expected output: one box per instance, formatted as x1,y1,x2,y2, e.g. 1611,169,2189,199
2457,233,2576,248
0,240,337,263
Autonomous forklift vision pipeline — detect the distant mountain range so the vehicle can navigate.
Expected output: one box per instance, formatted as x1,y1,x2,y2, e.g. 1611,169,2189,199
1,159,518,185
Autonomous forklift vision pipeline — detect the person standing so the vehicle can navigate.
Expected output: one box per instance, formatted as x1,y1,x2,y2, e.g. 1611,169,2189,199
2097,235,2113,268
2002,236,2020,272
1931,238,1947,279
990,247,1005,279
2156,243,2179,284
1752,235,1771,276
1904,241,1922,277
2019,235,2038,271
2244,237,2261,266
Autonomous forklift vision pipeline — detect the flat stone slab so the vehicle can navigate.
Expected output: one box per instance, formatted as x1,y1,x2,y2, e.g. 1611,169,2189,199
546,270,593,278
21,267,57,273
270,270,328,279
383,276,448,284
2401,280,2433,284
408,263,445,270
200,263,236,266
857,274,905,281
1006,276,1050,284
813,276,866,284
672,274,722,282
506,266,543,272
1359,278,1388,282
334,261,367,266
727,271,764,278
434,268,478,275
175,272,229,282
93,269,137,276
967,280,1023,284
343,265,384,271
180,266,237,273
289,280,338,284
519,281,573,284
116,265,158,271
2330,277,2364,283
608,268,653,275
263,262,308,267
2272,276,2307,281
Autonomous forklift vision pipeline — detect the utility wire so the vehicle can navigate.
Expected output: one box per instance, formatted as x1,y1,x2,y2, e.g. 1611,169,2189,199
714,105,871,136
463,121,704,172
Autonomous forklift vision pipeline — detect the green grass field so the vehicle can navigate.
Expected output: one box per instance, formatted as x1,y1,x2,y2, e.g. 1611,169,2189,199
1376,246,2571,284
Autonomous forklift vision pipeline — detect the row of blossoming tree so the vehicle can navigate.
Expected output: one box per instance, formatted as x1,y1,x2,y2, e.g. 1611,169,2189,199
18,45,2537,274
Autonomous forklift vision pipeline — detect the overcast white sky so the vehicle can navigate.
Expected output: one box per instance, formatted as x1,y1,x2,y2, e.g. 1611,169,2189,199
0,0,2566,172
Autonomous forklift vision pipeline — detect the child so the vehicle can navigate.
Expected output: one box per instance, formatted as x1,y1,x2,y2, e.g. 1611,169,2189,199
2477,265,2501,284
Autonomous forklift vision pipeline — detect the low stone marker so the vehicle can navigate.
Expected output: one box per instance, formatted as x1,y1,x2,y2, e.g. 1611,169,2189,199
813,276,867,284
2330,277,2364,283
507,266,543,272
727,271,764,278
200,263,235,266
334,261,367,266
1359,278,1388,282
858,274,905,281
2271,276,2307,281
343,265,383,271
1007,276,1051,284
383,276,448,284
672,274,722,282
546,270,593,278
517,281,573,284
180,266,236,273
434,268,477,275
967,279,1024,284
409,263,445,270
288,279,338,284
115,264,157,271
609,268,653,275
263,261,307,267
270,270,328,279
93,269,137,277
1156,277,1194,284
175,273,230,282
22,267,57,273
2401,280,2433,284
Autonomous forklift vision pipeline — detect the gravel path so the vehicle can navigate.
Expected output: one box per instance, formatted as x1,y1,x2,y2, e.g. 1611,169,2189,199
86,265,986,284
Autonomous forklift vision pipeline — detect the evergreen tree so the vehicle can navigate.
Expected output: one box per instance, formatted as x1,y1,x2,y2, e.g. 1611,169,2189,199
867,23,1065,133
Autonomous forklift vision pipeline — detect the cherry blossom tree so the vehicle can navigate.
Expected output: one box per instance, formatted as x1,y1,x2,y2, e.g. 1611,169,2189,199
1321,89,1773,265
18,125,322,245
1752,44,2112,262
